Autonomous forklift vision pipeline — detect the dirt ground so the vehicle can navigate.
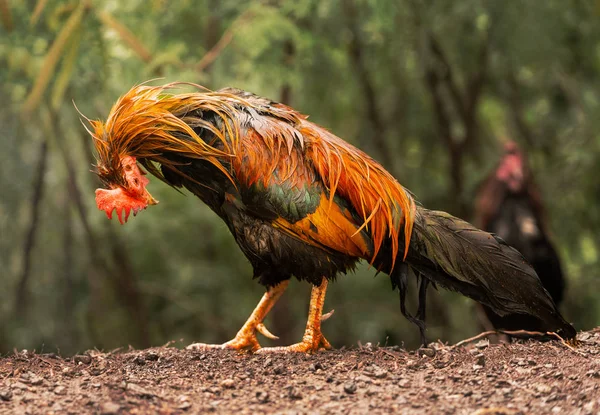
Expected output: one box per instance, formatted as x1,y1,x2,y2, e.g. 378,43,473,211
1,329,599,415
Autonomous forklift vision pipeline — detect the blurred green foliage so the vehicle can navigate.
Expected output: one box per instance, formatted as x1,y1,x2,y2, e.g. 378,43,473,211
1,0,599,354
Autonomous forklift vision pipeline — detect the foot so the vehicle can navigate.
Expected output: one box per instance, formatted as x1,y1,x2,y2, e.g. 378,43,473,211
187,332,261,352
187,322,279,352
187,281,290,353
256,331,332,354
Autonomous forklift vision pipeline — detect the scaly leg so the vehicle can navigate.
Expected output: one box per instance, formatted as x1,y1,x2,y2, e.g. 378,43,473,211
187,280,289,352
257,277,332,353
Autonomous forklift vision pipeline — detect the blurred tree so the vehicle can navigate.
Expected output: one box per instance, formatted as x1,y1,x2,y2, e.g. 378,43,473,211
0,0,599,355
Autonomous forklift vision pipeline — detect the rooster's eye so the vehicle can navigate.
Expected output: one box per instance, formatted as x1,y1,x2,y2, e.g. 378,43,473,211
124,164,132,172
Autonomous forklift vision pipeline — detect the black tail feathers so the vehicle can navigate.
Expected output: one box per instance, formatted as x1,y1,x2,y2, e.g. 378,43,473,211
389,208,576,341
390,263,430,346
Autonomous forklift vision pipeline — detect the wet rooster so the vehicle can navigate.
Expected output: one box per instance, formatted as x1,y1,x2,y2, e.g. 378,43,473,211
91,83,575,352
475,141,566,332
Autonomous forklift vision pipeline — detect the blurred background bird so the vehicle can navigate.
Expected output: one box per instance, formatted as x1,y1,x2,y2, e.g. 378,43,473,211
91,83,575,352
475,141,566,333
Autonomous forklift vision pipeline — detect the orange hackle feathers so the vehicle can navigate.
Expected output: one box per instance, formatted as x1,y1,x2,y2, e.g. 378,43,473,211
90,82,416,268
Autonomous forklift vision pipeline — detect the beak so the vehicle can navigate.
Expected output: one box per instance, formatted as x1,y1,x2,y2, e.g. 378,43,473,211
144,188,159,205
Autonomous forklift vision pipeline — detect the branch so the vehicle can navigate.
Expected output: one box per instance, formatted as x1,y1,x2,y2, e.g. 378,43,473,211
342,0,393,169
15,139,49,314
428,34,467,122
462,28,490,149
195,8,255,73
506,71,536,148
96,10,152,63
279,40,295,105
0,0,13,32
60,184,77,349
424,68,454,152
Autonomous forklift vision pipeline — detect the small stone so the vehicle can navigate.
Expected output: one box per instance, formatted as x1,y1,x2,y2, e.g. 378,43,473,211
535,384,552,394
273,365,286,375
256,391,269,403
475,340,489,350
309,362,324,372
583,401,595,412
74,355,92,365
54,386,67,395
475,354,485,366
418,347,436,358
22,392,36,403
220,378,235,389
21,372,43,386
30,375,43,385
406,360,420,369
11,382,28,390
145,351,159,361
586,370,599,378
373,369,388,379
179,401,192,410
355,375,372,384
326,376,334,383
133,355,146,365
343,382,357,394
287,387,303,400
99,401,121,415
365,388,377,397
0,389,12,401
126,383,155,398
398,379,410,388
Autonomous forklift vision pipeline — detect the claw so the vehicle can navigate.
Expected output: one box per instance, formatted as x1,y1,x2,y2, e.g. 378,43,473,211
256,323,279,340
321,309,335,322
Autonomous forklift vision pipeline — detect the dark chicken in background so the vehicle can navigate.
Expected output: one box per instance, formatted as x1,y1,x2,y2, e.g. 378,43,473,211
475,141,566,332
90,83,576,352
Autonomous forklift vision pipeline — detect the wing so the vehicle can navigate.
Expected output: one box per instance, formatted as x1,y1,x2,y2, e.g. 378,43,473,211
227,95,414,266
232,128,373,259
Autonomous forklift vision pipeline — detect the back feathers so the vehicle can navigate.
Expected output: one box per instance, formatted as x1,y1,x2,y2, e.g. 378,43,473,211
91,83,416,266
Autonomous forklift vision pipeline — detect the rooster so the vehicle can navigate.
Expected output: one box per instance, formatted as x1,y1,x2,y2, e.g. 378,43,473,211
475,141,566,332
90,83,575,353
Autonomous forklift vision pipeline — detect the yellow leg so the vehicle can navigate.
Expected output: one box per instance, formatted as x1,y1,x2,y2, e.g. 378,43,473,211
257,277,332,353
187,280,289,352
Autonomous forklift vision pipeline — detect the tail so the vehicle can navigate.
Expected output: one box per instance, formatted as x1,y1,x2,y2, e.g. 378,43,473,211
391,208,576,340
